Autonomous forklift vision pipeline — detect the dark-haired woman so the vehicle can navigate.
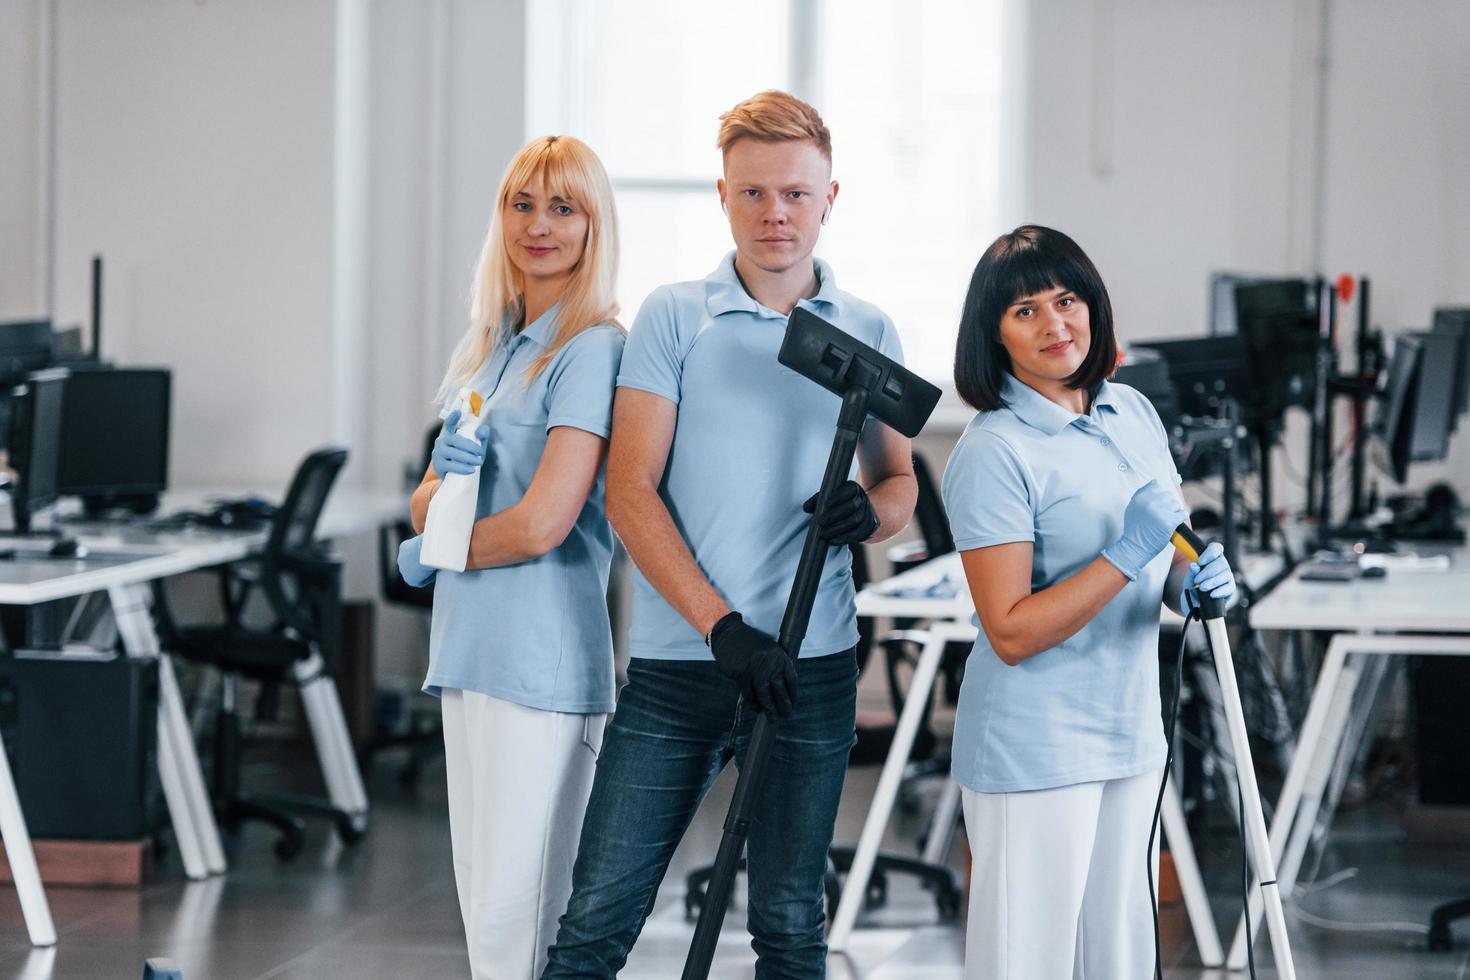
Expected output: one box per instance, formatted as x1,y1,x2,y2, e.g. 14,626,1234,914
941,225,1236,978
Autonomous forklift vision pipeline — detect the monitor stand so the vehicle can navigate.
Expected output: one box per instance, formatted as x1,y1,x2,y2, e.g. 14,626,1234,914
79,493,161,519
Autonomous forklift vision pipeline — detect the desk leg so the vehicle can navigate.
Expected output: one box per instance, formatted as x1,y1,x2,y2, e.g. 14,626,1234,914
0,731,56,946
293,654,369,820
1277,655,1364,900
152,704,206,881
920,777,963,866
828,630,946,952
108,585,227,877
1161,779,1224,966
158,656,228,875
1225,636,1350,970
1319,656,1396,849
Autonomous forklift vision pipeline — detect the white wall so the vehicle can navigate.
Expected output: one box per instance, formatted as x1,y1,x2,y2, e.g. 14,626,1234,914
1021,0,1306,343
7,0,525,499
47,0,339,488
983,0,1470,516
1316,0,1470,494
0,0,45,320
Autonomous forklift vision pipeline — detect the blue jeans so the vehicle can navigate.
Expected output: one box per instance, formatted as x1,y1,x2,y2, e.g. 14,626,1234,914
541,650,858,979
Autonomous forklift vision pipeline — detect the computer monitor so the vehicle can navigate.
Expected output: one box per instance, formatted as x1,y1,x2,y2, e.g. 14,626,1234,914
56,367,171,513
1371,331,1460,484
1209,272,1279,336
1407,331,1460,463
6,370,67,533
1131,335,1251,419
0,321,55,453
1371,335,1421,485
1234,280,1320,422
0,321,54,382
1112,347,1180,434
1432,308,1470,429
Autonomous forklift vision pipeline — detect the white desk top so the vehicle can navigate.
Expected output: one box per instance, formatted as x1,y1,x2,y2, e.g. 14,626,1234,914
0,487,406,606
1249,545,1470,634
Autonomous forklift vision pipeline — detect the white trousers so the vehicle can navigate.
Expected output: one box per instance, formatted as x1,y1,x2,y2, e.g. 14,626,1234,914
441,689,606,980
961,767,1163,980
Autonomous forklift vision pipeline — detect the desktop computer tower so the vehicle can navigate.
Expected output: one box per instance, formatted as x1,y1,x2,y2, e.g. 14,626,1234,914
1412,655,1470,806
0,652,161,839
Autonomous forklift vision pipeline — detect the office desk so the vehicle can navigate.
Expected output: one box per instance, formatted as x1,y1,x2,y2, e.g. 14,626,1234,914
0,488,403,947
1228,546,1470,968
827,549,1285,960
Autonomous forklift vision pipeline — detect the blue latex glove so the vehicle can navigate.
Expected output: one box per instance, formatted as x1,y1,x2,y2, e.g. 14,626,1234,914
431,409,490,478
1102,479,1190,581
396,534,436,588
1181,540,1235,613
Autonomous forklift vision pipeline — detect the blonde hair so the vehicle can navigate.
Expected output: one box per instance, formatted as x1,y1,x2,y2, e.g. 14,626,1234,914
436,135,621,404
716,90,832,161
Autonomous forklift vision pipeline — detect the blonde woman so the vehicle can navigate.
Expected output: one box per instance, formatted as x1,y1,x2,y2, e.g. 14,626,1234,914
397,135,624,980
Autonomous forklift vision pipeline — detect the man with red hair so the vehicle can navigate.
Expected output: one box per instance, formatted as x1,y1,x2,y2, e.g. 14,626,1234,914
543,90,916,978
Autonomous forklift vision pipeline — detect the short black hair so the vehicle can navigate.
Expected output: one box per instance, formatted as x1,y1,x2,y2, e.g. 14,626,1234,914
953,225,1117,412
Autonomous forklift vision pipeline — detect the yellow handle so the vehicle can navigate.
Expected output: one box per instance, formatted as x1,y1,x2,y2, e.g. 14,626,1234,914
1171,525,1204,563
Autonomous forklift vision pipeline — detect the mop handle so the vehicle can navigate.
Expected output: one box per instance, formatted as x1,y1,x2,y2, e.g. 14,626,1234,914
1171,525,1206,563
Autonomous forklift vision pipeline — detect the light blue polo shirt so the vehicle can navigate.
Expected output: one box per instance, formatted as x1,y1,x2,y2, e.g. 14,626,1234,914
423,306,625,714
617,251,904,661
941,374,1181,794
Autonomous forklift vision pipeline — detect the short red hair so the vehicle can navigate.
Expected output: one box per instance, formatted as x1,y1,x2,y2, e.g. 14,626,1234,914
717,90,831,162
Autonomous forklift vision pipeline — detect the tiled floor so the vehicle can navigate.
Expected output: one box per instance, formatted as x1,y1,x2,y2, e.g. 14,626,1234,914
2,750,1470,979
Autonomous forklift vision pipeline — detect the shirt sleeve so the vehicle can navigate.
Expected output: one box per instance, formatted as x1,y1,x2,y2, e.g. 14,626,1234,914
545,326,626,438
615,286,684,404
941,426,1037,551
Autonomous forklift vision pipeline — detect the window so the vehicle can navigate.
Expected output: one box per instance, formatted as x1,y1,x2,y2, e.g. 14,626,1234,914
526,0,1009,383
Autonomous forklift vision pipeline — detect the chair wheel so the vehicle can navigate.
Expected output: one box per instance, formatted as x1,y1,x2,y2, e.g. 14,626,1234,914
274,830,304,861
1429,922,1453,952
864,870,888,910
336,813,369,845
935,882,963,920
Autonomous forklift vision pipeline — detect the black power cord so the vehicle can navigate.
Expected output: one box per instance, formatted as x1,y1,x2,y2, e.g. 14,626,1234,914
1149,606,1258,980
1149,607,1195,979
1238,777,1258,979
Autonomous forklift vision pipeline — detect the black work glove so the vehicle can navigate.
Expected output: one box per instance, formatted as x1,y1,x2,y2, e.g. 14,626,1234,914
802,480,880,546
707,611,799,718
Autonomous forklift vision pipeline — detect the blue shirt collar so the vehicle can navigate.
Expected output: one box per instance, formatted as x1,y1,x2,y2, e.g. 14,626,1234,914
703,250,845,319
1001,374,1119,436
512,302,559,348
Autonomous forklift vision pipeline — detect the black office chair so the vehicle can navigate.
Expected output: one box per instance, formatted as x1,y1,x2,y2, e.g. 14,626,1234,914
828,451,964,918
155,446,369,860
367,424,442,788
857,452,968,772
